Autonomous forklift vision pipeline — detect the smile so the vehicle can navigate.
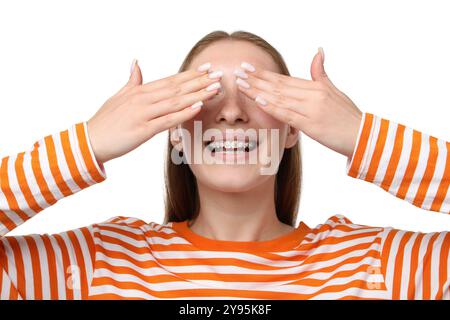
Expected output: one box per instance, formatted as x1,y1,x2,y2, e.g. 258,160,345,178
205,139,258,153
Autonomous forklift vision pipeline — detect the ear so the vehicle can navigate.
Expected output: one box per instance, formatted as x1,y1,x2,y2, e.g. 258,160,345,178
284,125,299,149
169,125,183,152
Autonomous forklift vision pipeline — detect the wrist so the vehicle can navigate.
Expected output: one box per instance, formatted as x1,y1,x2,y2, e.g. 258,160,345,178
347,111,363,159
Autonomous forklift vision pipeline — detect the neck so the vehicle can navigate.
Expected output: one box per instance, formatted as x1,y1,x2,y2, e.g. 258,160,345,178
189,177,294,241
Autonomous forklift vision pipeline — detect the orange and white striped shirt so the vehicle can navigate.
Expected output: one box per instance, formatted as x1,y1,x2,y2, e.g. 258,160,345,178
0,112,449,300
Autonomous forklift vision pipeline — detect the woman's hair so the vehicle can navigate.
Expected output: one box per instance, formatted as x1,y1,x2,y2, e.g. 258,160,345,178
163,30,302,226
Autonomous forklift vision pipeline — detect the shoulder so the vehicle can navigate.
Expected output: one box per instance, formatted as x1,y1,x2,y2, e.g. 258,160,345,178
91,216,180,235
304,214,387,243
88,216,191,250
322,213,385,231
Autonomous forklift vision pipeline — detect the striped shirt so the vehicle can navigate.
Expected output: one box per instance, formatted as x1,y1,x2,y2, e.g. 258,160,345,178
0,112,449,300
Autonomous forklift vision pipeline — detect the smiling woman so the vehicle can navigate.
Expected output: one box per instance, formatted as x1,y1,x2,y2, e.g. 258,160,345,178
0,30,449,300
166,33,302,233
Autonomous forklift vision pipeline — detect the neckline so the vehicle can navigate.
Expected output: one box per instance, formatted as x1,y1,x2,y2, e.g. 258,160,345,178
171,220,311,252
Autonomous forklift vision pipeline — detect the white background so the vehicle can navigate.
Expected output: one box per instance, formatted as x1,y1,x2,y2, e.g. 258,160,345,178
1,0,449,236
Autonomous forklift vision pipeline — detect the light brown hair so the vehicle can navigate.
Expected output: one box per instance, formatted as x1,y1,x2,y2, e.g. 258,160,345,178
163,30,302,226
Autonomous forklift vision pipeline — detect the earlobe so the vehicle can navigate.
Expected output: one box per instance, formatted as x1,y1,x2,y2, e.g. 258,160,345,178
285,125,299,149
170,126,183,151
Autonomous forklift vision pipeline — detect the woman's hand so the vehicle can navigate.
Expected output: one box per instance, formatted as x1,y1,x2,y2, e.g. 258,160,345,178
235,49,363,160
87,61,221,165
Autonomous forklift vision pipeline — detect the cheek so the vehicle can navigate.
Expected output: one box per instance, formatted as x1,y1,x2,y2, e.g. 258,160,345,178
252,106,284,129
252,109,289,147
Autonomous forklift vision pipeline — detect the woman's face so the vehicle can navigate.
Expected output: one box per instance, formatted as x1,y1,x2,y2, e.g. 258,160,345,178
171,40,299,193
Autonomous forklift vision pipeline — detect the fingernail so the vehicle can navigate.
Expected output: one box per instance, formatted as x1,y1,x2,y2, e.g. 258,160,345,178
206,82,221,91
190,101,203,109
318,47,325,63
236,78,250,89
197,62,211,72
130,59,138,74
255,95,267,106
241,61,256,72
208,70,223,79
233,69,248,79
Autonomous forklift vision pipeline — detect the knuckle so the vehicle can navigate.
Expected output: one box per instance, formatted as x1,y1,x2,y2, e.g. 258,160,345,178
168,96,181,109
163,113,177,126
276,76,284,86
272,85,283,97
167,77,177,87
196,76,206,87
275,94,286,106
171,85,182,96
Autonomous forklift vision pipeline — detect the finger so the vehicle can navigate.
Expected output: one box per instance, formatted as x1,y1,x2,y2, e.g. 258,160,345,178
139,63,213,93
128,59,143,87
236,79,309,118
178,70,224,97
309,50,344,97
236,83,307,130
144,83,220,120
115,60,144,96
239,64,319,90
310,50,330,83
139,71,223,105
243,74,320,102
146,101,203,136
255,97,307,130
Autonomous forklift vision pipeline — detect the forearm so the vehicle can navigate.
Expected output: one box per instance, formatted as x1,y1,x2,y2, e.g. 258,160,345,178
0,121,106,235
347,112,449,213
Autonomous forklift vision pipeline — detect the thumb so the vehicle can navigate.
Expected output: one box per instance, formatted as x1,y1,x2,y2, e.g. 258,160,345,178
127,59,143,86
310,47,333,86
115,59,143,96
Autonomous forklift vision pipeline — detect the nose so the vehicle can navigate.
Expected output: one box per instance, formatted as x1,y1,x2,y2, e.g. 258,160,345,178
214,74,249,125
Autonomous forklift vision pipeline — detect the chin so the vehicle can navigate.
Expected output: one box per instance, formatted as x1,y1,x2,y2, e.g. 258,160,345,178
192,163,271,193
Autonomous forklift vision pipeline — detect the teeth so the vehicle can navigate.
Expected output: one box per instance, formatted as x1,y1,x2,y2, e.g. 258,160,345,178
206,140,257,152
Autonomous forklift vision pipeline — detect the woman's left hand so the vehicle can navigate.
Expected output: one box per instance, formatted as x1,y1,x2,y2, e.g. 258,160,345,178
236,48,363,160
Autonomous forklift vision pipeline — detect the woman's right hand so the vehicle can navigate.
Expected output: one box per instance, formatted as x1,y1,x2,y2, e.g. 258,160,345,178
87,60,221,166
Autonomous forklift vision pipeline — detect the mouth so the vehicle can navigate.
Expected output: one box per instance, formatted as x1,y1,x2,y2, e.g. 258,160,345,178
204,138,259,154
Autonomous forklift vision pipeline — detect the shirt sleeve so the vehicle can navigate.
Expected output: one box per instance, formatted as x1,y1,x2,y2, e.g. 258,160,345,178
379,227,450,299
0,121,106,235
0,225,97,299
0,121,106,299
346,112,449,213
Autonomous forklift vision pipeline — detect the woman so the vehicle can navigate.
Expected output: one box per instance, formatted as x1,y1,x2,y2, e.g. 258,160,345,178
0,30,448,300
